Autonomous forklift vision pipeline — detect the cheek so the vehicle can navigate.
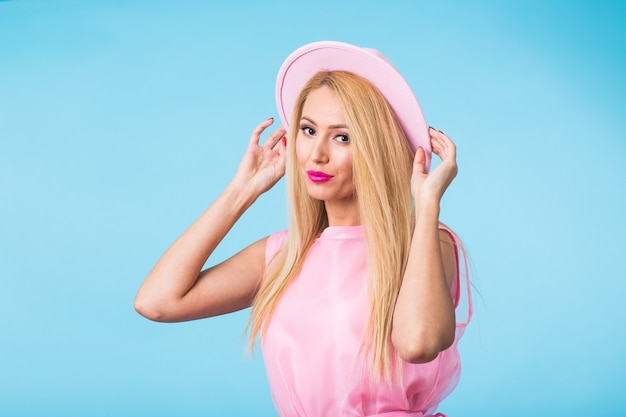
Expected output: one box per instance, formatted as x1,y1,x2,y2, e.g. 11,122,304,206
337,150,354,176
295,136,309,166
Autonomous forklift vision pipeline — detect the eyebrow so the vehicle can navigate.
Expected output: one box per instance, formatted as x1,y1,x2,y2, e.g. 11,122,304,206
300,116,348,130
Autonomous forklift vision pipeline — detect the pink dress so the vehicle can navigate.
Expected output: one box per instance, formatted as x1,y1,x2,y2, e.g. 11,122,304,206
262,225,472,417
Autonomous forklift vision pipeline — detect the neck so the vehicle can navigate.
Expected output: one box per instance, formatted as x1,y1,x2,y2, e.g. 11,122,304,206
324,198,360,227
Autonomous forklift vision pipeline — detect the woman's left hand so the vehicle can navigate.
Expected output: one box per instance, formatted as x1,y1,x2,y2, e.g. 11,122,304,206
411,127,458,205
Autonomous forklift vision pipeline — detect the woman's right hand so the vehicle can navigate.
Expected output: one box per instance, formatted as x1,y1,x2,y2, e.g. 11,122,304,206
232,118,287,195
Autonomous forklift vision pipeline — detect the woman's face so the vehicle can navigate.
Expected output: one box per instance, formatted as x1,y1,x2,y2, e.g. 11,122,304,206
296,86,355,205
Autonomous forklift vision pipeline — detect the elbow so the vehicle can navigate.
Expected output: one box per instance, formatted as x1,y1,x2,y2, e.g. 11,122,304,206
393,328,455,364
396,342,442,365
134,295,168,322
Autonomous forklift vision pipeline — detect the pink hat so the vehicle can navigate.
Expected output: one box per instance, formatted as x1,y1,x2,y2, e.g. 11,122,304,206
275,41,431,172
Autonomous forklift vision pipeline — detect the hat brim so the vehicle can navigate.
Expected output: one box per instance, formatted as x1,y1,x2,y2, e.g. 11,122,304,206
275,41,431,172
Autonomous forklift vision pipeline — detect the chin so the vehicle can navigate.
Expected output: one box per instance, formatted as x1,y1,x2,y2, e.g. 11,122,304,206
306,187,355,204
305,189,332,202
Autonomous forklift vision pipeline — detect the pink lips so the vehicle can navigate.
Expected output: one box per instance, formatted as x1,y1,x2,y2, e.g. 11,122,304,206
307,170,334,183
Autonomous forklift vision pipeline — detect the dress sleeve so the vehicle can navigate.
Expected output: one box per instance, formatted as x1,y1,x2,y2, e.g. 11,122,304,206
265,230,288,267
438,225,473,340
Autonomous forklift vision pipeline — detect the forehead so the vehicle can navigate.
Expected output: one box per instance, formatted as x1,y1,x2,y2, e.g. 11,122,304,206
301,86,346,125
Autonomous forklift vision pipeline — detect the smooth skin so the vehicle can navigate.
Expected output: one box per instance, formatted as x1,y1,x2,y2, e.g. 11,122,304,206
296,87,359,226
392,129,459,363
134,118,286,322
135,88,459,364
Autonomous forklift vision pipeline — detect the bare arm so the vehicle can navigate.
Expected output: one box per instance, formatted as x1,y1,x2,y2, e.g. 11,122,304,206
392,128,458,363
134,119,286,322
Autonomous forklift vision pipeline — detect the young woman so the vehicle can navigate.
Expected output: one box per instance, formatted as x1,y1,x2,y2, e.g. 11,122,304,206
135,41,472,417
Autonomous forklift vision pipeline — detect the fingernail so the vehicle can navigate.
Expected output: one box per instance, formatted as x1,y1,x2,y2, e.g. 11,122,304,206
268,117,274,121
428,126,435,131
282,136,287,146
438,130,445,135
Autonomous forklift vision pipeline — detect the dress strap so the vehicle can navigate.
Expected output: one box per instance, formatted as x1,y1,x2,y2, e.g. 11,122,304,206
438,224,473,339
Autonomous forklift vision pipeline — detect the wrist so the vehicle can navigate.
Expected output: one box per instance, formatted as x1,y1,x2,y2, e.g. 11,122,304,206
414,190,441,209
223,180,260,212
414,196,441,220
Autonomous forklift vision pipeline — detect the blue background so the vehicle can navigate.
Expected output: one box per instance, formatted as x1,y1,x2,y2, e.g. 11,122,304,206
1,0,625,415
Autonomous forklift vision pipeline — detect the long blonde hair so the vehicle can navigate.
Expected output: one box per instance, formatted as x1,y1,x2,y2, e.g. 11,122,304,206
247,71,415,381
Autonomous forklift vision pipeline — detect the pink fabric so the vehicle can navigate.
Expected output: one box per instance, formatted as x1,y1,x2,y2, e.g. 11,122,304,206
262,225,471,417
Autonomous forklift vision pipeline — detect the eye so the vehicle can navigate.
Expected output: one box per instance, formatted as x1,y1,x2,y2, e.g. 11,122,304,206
335,134,350,144
300,126,316,136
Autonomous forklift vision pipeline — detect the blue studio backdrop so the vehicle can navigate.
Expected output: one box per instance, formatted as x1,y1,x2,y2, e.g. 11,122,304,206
1,1,625,416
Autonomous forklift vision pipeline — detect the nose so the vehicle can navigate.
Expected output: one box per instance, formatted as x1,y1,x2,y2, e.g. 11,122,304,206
310,138,329,164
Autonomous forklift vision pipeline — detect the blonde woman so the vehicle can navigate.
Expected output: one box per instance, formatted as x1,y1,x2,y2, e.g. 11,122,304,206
135,41,472,417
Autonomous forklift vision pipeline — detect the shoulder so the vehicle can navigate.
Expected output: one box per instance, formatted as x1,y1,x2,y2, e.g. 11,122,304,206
437,223,458,245
265,229,288,259
438,224,459,263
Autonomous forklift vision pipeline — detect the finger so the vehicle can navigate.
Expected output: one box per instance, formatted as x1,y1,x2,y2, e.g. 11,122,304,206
273,134,288,152
248,117,276,148
430,129,456,160
413,146,426,175
428,127,444,157
264,127,287,150
431,134,445,157
275,139,287,172
438,131,456,161
428,126,439,141
434,133,458,178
